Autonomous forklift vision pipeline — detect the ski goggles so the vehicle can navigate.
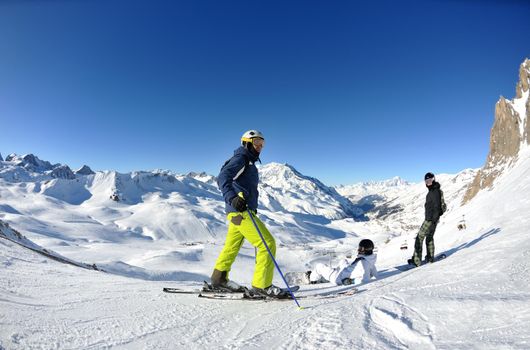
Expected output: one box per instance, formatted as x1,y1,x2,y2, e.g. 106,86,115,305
358,247,372,254
252,138,265,148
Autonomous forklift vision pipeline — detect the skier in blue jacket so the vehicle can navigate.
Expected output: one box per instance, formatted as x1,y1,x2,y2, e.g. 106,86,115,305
211,130,288,298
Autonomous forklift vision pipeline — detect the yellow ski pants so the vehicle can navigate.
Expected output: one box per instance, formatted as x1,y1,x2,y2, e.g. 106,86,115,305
214,211,276,289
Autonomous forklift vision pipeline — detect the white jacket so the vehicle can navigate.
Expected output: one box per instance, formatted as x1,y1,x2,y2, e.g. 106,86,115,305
332,253,378,285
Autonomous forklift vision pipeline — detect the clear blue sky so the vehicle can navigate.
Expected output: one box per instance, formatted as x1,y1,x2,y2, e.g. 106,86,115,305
0,0,529,185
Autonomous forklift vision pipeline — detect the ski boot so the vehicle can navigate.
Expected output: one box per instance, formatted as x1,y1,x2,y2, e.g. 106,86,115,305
407,258,419,267
209,269,247,292
250,285,292,299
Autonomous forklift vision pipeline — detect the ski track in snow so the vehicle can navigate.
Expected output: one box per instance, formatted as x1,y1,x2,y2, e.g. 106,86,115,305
280,308,350,349
365,295,435,350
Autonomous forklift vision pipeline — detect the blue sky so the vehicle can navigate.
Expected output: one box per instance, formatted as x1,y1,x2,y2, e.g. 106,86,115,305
0,0,529,185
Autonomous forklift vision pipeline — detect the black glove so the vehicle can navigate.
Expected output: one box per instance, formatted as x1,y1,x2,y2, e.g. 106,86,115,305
231,196,247,212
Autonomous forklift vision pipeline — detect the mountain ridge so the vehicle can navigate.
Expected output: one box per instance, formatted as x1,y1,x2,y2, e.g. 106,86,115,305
463,58,530,204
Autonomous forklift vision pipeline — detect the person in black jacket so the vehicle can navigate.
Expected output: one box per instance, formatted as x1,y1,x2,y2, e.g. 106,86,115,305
408,172,443,266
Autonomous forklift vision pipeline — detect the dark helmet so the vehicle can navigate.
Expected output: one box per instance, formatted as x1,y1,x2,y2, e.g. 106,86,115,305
424,172,435,181
358,239,374,255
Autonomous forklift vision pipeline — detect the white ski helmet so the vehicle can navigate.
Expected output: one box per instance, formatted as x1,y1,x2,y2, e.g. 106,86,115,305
241,130,265,145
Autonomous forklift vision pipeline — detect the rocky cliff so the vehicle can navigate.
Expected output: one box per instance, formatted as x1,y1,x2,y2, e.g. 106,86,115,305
462,58,530,204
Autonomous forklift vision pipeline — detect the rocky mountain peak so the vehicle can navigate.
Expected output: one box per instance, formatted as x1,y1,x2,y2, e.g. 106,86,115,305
50,165,76,180
75,165,96,175
488,96,522,163
463,58,530,204
515,58,530,99
5,153,55,171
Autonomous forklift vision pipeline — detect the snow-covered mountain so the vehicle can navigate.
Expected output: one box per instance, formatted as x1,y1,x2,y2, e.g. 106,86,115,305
185,171,217,186
75,165,95,175
258,163,365,220
336,176,411,198
335,177,413,219
0,158,226,244
2,153,76,180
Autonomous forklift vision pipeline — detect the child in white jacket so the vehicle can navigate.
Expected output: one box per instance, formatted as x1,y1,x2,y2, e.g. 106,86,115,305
309,239,378,285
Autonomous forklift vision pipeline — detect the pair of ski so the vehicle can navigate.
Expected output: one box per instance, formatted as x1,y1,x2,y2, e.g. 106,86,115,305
163,282,357,301
163,282,297,301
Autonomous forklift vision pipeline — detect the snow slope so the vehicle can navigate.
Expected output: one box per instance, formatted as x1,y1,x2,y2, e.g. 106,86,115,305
1,147,530,349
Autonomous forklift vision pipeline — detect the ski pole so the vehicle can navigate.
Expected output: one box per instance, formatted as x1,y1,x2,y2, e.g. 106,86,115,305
246,208,303,309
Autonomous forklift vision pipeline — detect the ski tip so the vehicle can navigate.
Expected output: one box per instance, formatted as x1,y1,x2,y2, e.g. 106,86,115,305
298,306,305,311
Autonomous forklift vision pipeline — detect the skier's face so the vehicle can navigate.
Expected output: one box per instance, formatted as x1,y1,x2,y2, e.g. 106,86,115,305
425,177,435,187
252,138,265,153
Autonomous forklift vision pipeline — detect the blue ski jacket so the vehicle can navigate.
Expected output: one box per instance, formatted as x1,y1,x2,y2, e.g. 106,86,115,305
217,146,260,214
